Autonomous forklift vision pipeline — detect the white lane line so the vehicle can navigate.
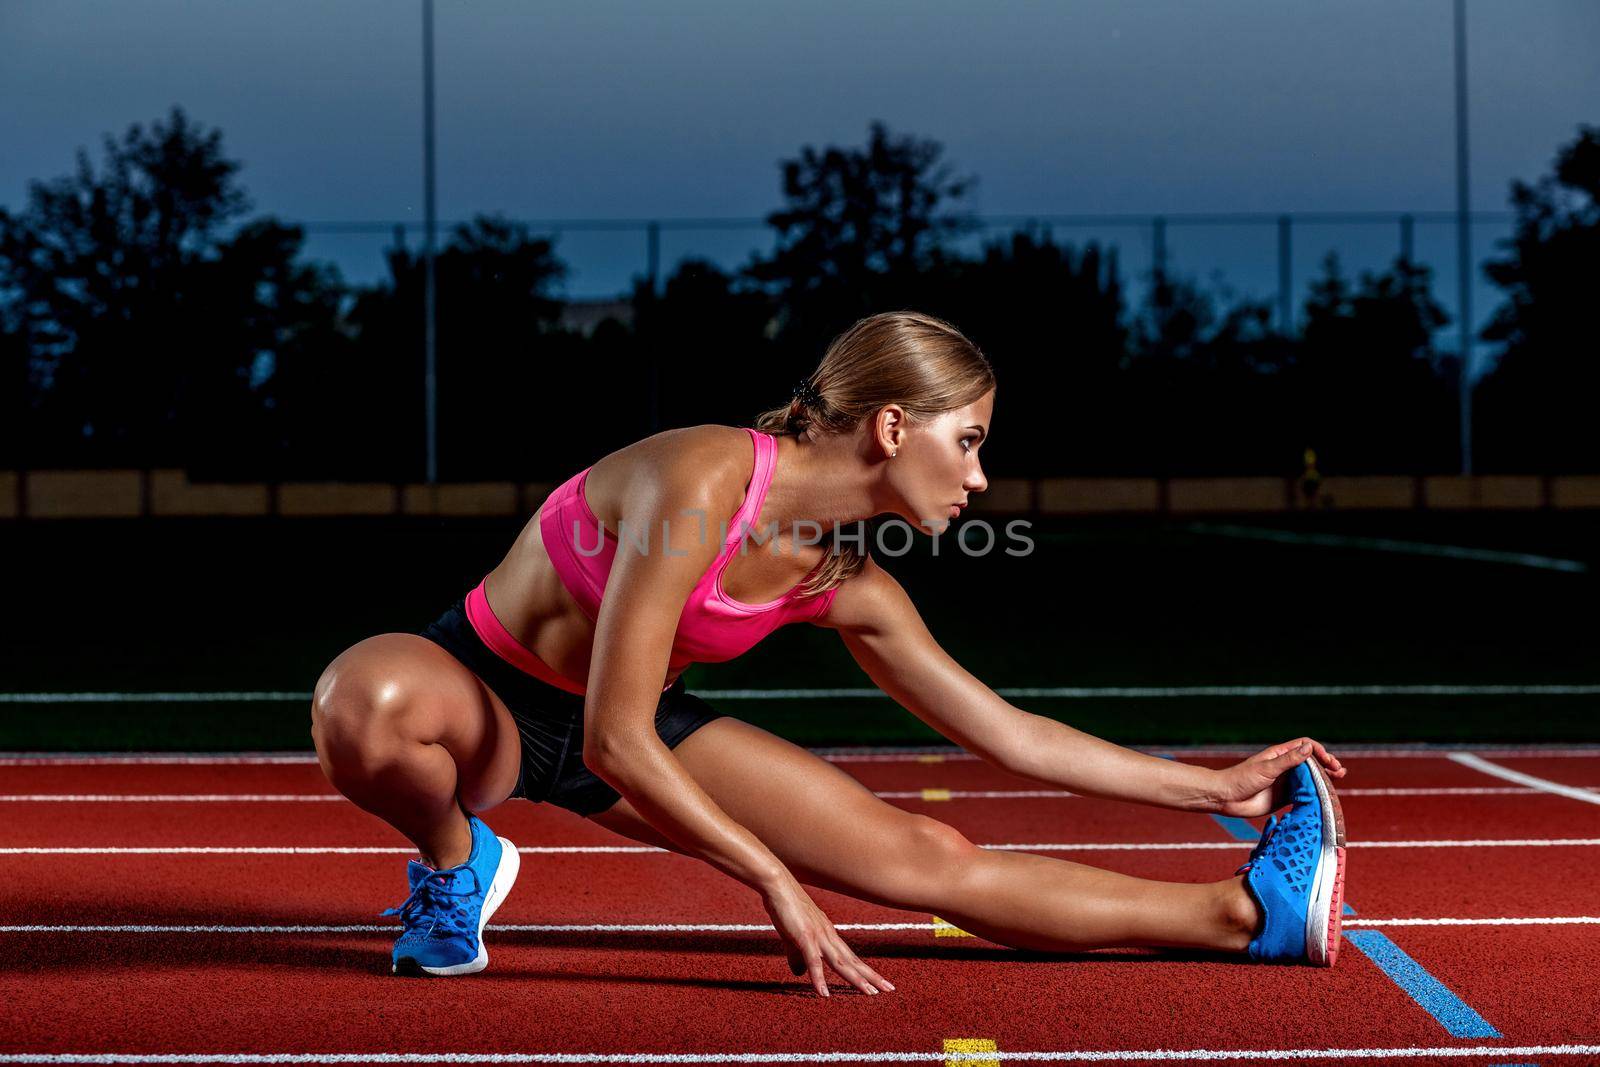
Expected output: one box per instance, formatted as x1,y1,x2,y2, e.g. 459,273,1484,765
704,685,1600,698
2,1043,1599,1063
6,786,1591,803
0,846,669,855
0,692,312,704
0,795,344,802
988,838,1600,851
1449,752,1600,807
1343,916,1600,927
0,755,324,766
875,790,1078,799
3,922,931,934
7,838,1600,856
0,792,1061,803
8,683,1600,703
5,746,1600,767
5,916,1599,935
1339,786,1559,796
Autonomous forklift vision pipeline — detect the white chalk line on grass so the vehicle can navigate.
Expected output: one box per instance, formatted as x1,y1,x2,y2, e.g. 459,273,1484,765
8,838,1600,856
0,922,932,935
1449,752,1600,807
0,790,1080,803
0,794,347,802
3,1044,1600,1063
5,745,1600,767
4,916,1598,936
1183,520,1593,573
6,684,1600,703
6,785,1598,803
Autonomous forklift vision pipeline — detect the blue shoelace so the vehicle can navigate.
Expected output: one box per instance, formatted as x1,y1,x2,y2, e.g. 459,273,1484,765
380,867,484,937
1235,813,1280,876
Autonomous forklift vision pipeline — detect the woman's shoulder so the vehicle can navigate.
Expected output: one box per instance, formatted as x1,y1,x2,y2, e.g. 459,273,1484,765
808,553,896,633
585,424,758,525
625,423,755,490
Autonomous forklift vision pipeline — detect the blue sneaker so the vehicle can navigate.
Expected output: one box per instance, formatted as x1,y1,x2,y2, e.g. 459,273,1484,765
380,812,520,976
1237,759,1346,966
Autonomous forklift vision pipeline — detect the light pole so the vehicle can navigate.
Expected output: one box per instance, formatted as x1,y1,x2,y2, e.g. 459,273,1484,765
1453,0,1472,475
423,0,439,483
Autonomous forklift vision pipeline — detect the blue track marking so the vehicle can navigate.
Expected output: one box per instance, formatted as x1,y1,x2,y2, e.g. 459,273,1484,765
1210,814,1262,841
1170,748,1495,1038
1345,930,1503,1038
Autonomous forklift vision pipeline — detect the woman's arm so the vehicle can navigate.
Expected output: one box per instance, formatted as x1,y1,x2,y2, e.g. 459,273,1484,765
583,441,894,997
826,558,1343,811
581,456,790,892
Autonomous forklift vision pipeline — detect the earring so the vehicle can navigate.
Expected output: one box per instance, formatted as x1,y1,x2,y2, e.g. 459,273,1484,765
892,449,898,458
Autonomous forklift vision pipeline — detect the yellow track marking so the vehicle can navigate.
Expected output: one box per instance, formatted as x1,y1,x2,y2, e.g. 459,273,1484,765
943,1038,999,1067
931,916,974,937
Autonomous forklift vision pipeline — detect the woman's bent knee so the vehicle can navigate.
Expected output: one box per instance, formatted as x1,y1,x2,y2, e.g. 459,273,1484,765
311,634,434,761
309,632,521,811
908,816,984,879
855,815,986,912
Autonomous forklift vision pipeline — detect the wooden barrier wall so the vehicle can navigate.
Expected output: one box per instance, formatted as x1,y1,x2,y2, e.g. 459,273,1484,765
3,470,1599,519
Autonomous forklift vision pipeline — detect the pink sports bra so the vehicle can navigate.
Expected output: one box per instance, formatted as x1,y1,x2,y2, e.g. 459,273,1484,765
465,427,839,696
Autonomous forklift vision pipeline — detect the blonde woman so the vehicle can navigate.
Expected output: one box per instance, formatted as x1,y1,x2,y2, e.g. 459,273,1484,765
311,311,1348,991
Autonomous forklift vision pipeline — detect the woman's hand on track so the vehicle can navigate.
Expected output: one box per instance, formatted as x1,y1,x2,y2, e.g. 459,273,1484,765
1210,737,1346,818
760,878,896,998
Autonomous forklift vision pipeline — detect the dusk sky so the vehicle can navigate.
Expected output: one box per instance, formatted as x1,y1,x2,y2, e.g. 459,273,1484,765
3,0,1596,358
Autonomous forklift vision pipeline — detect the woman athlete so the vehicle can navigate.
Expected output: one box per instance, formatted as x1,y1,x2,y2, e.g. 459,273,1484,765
310,311,1348,994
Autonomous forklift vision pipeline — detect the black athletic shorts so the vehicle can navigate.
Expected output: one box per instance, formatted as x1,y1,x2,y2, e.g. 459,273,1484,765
417,597,726,817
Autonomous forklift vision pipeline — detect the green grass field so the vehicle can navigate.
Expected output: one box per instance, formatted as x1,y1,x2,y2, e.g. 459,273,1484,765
2,509,1595,750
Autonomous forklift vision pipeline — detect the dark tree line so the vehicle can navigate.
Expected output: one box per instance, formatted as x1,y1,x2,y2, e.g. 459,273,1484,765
2,110,1595,480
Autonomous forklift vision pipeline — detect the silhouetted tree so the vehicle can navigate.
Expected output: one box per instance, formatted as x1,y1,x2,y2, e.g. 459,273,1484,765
629,258,777,432
747,122,976,355
1476,125,1600,472
929,229,1133,474
1289,253,1453,473
1120,272,1306,475
338,215,572,479
185,220,349,478
0,108,344,473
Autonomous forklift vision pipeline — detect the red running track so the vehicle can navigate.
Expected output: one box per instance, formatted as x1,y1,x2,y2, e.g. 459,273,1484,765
2,746,1599,1064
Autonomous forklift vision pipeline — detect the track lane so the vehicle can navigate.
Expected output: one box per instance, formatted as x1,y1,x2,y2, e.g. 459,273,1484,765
3,840,1598,926
4,924,1566,1057
4,750,1599,1060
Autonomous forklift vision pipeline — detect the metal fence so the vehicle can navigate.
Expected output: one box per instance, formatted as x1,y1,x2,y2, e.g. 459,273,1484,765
299,209,1516,336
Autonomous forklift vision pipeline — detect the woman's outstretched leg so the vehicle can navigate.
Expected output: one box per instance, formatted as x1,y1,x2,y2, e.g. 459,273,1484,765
588,715,1260,956
310,633,523,869
925,848,1258,953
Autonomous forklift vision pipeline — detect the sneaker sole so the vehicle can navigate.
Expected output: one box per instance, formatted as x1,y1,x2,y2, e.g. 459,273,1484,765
399,836,521,977
1303,760,1347,967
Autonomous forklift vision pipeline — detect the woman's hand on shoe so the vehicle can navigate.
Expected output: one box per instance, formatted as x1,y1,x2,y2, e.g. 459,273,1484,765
1211,737,1346,818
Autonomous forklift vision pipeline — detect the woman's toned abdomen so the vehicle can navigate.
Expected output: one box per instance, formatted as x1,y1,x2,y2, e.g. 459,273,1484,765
482,507,683,691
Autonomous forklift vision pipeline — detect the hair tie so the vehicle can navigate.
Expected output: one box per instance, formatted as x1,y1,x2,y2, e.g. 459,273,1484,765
791,379,821,407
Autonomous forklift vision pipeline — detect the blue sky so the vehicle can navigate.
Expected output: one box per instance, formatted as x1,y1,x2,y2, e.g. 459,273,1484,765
2,0,1596,362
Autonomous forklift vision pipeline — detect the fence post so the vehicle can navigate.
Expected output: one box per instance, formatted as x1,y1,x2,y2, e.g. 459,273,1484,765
646,220,661,297
1277,215,1293,335
1152,216,1167,286
422,0,438,485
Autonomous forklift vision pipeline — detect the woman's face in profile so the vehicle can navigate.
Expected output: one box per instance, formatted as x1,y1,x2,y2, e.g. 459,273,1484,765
896,388,993,534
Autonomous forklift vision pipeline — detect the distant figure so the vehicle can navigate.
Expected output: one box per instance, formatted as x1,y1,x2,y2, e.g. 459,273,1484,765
1301,446,1324,509
311,311,1348,990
